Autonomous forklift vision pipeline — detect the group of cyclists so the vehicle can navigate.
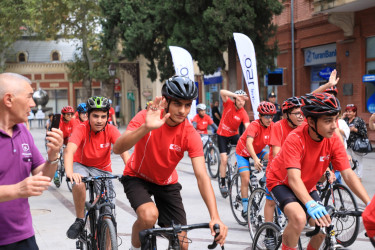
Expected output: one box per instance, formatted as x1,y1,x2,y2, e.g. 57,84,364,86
3,69,374,250
188,70,374,249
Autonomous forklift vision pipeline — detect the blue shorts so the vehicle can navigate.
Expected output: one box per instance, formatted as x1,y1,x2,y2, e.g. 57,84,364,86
235,150,268,173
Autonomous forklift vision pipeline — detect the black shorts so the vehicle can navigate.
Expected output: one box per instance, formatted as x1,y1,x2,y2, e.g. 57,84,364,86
0,236,38,250
270,185,321,213
217,134,239,154
120,175,186,227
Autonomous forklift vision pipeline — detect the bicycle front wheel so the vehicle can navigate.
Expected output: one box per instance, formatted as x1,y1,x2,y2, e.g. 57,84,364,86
99,218,118,250
206,145,220,178
323,183,359,247
252,222,282,250
229,173,248,226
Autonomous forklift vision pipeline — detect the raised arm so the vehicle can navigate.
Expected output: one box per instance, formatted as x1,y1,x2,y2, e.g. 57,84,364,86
312,69,339,94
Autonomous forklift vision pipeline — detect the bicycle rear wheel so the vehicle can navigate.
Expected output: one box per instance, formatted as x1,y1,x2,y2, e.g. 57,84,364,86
206,145,220,178
99,218,118,250
323,183,359,247
229,173,248,226
252,222,282,250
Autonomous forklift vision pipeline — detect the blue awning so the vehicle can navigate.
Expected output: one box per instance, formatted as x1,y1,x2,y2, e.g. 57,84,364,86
204,69,222,85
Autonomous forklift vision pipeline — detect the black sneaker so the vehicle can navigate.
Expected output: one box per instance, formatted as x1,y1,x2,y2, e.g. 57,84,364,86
241,210,248,219
263,236,276,249
219,184,228,198
67,218,85,239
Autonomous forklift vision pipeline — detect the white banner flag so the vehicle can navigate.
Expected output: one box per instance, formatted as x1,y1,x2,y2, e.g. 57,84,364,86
233,33,260,119
169,46,196,122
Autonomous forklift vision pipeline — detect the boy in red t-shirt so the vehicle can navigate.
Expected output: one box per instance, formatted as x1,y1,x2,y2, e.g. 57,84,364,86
217,89,250,197
64,97,129,240
235,101,275,218
113,76,227,250
266,93,370,250
263,97,304,225
191,103,217,134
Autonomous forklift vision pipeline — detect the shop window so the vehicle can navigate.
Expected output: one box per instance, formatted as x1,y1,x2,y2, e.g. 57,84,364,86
365,36,375,112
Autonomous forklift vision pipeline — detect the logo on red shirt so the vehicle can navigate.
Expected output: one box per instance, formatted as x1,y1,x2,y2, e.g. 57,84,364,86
234,116,240,121
100,143,111,148
169,144,182,152
319,155,330,162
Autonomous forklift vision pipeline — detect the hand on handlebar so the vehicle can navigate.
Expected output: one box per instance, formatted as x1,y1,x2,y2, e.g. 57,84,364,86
305,200,331,227
209,219,227,247
67,172,83,185
254,158,263,172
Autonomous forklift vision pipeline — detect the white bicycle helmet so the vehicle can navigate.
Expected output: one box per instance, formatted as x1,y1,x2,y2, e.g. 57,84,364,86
197,103,207,110
234,89,247,95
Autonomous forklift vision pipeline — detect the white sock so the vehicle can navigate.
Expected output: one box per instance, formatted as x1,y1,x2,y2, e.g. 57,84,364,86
130,244,141,250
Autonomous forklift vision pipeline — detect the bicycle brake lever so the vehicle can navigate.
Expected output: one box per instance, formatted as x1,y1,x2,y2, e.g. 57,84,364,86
207,224,224,249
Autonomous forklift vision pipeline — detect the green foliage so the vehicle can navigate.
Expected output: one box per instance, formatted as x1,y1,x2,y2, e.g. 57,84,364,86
102,0,283,82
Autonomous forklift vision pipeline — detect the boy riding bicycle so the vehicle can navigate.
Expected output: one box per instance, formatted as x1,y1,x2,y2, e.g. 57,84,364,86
266,93,370,250
113,76,227,250
191,103,218,135
64,96,129,240
216,89,250,197
235,101,275,218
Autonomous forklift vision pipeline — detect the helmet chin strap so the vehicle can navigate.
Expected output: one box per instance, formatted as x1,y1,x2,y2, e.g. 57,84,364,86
308,119,324,142
286,113,298,128
259,117,268,128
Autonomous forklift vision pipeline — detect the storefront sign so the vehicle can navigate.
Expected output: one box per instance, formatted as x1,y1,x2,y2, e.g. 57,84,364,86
363,74,375,82
318,67,334,80
304,44,336,66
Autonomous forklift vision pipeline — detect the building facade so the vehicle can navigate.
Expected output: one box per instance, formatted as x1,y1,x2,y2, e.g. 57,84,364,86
268,0,375,141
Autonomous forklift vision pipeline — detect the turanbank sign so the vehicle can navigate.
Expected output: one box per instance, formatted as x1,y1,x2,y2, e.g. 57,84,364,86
304,43,336,66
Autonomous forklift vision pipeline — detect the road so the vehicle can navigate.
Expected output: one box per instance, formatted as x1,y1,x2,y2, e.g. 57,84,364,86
27,127,375,249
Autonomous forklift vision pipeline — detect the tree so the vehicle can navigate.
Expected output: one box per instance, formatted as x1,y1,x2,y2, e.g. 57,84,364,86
102,0,283,82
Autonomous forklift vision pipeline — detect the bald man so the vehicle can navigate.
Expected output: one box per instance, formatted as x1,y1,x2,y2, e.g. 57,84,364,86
0,73,63,249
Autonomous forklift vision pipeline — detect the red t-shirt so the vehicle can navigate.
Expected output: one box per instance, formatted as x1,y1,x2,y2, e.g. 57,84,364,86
268,119,295,163
191,114,214,134
363,195,375,238
69,121,120,172
59,117,80,145
123,110,203,185
217,98,249,137
266,123,350,193
108,107,115,122
236,119,272,157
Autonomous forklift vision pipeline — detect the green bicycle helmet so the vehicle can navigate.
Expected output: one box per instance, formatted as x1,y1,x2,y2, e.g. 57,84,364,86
87,96,110,114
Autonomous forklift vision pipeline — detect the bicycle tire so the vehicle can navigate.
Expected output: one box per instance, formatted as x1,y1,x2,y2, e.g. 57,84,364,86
229,173,248,226
206,145,220,179
252,222,282,250
323,184,359,247
85,202,97,250
99,218,118,250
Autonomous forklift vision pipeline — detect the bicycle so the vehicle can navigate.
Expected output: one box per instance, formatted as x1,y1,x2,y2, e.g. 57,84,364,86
247,186,287,241
71,174,121,250
217,144,237,198
53,145,73,191
229,162,268,226
316,171,360,247
139,222,223,250
202,134,221,178
305,205,362,250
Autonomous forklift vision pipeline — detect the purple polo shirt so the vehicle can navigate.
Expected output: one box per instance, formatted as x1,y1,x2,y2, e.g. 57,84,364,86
0,124,45,246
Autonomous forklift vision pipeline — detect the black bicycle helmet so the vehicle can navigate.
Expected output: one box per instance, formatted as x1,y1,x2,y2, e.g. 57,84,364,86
282,97,302,113
324,86,338,97
162,76,198,100
301,93,340,118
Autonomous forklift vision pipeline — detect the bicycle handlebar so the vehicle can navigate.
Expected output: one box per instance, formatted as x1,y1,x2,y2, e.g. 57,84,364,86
305,205,363,237
139,223,223,249
66,174,122,183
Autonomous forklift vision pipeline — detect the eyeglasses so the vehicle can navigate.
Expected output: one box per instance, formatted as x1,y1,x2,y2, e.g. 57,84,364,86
64,113,73,116
262,115,274,119
290,112,304,118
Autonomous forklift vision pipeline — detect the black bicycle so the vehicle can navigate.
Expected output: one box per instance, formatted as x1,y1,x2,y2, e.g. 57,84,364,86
72,175,121,250
139,222,223,250
202,134,221,178
305,205,362,250
229,162,267,226
53,145,73,191
316,171,360,247
217,144,237,198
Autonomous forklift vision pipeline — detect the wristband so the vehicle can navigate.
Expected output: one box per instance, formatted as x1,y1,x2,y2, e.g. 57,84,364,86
46,153,60,164
305,200,328,220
